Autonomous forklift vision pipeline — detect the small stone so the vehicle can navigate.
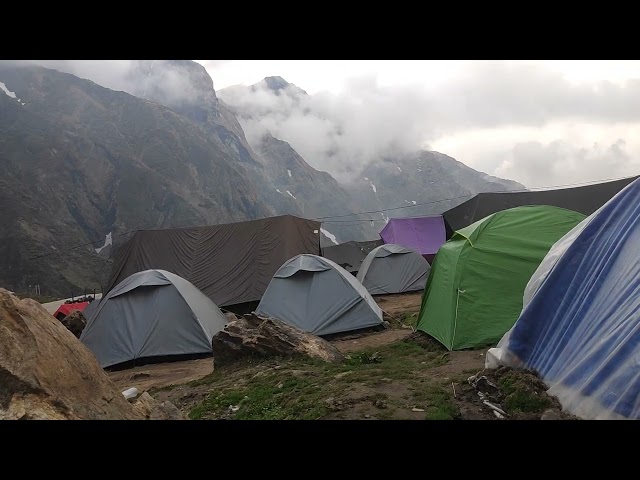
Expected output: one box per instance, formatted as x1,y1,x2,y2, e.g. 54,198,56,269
373,399,387,409
276,382,283,389
364,414,370,418
541,408,564,420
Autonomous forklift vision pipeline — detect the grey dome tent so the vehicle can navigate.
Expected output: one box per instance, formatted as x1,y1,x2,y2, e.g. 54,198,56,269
80,269,228,368
357,244,431,295
255,254,383,336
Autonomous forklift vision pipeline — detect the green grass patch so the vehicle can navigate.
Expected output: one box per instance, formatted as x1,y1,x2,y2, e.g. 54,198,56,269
188,337,456,420
410,384,460,420
498,372,554,414
189,374,328,420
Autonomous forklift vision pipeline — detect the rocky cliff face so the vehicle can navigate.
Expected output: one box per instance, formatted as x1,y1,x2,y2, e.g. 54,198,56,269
255,133,377,243
0,63,270,296
348,151,526,229
120,62,373,245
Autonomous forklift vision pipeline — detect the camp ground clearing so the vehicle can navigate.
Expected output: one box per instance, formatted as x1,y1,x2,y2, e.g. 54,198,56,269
21,175,640,420
105,292,571,421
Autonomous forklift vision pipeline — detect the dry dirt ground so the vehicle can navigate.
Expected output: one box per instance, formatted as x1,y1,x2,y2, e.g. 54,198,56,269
107,292,569,420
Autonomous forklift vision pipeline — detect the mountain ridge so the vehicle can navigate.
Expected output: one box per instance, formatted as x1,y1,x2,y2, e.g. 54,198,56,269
0,63,524,297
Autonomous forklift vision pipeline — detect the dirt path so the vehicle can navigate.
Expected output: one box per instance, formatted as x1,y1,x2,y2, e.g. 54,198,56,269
108,358,213,392
332,328,413,353
375,292,423,318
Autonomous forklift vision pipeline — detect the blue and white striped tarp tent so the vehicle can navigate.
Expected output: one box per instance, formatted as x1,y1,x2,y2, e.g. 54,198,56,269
498,176,640,419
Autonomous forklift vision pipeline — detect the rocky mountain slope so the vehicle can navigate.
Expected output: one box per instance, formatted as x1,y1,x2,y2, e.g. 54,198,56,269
0,63,271,296
254,133,377,242
120,62,374,244
347,151,525,228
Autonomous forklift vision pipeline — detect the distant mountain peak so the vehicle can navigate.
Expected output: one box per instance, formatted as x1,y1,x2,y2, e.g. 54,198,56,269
263,76,290,91
252,76,308,96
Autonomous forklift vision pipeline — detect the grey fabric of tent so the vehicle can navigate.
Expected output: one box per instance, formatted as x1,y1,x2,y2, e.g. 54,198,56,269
80,269,228,368
81,299,100,320
255,255,383,336
357,244,431,295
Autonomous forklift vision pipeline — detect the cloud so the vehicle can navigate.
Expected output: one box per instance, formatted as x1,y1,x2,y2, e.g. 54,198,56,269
4,60,213,108
13,60,138,92
196,60,232,69
493,139,636,188
218,62,640,184
219,75,435,179
430,120,640,187
432,63,640,130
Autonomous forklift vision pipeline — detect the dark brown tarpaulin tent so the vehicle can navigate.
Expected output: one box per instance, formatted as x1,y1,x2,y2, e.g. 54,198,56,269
106,215,321,310
442,176,639,238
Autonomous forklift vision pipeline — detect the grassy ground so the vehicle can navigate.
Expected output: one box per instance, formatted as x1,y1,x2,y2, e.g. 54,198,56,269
144,292,570,420
156,335,480,420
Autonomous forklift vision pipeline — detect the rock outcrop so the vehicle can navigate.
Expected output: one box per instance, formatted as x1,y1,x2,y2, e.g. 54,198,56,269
211,314,345,366
0,289,142,420
61,310,87,338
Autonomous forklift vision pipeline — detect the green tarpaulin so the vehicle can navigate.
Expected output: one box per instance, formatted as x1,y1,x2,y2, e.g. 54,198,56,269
416,205,586,351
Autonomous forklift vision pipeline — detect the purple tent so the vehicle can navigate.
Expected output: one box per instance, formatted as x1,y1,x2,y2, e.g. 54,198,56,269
379,216,446,263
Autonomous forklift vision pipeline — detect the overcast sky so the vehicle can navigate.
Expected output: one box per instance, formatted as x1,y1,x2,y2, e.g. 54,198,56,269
199,60,640,188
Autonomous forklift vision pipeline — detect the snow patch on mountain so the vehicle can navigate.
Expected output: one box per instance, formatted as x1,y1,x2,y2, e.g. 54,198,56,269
95,232,112,254
320,228,339,245
0,82,25,105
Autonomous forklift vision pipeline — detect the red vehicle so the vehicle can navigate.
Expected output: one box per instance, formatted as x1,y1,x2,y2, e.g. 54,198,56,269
52,297,93,320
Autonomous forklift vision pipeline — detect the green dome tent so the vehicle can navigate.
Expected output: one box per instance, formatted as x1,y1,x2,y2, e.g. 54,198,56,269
416,205,586,351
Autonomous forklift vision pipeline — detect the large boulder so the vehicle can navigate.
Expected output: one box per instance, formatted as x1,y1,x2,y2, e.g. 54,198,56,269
211,313,346,366
0,289,142,420
61,310,87,338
